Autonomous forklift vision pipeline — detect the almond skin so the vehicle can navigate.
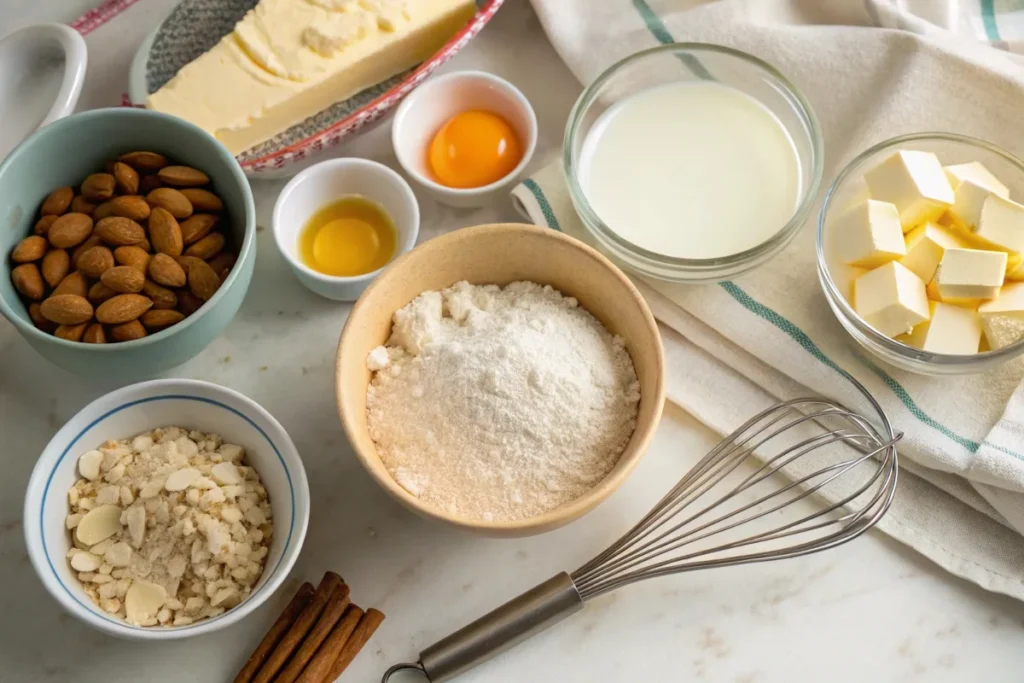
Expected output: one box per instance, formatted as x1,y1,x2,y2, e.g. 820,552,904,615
71,234,104,269
110,319,147,342
95,217,146,246
40,294,93,325
176,290,204,316
48,213,94,248
70,196,97,216
183,233,225,260
142,280,177,310
158,165,209,187
41,187,74,215
207,252,236,281
114,246,151,272
11,264,45,300
55,322,88,342
11,236,48,263
187,258,220,301
81,173,116,202
77,246,115,279
148,253,187,288
29,302,56,332
110,196,151,221
112,162,139,195
92,201,115,221
96,293,152,324
88,281,118,305
53,271,88,298
149,207,184,256
140,309,185,331
34,215,59,236
179,188,223,212
179,214,219,245
119,151,168,173
100,265,145,293
82,323,107,344
146,188,193,219
41,249,70,288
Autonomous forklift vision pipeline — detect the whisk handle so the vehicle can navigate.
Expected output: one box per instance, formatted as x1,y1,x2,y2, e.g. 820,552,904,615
418,572,583,682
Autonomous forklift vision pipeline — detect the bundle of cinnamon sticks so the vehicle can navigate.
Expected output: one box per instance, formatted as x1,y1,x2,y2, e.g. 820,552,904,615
233,572,385,683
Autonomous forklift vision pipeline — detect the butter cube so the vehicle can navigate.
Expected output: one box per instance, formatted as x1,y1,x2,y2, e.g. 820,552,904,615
864,150,954,230
973,194,1024,254
833,200,906,268
944,161,1009,198
853,262,930,337
906,301,982,355
979,283,1024,349
898,222,961,283
936,248,1006,301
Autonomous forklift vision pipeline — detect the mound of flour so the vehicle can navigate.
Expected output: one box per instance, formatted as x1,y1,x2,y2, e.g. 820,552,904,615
365,280,640,522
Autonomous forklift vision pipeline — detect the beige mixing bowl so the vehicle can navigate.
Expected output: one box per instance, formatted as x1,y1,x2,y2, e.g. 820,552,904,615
335,223,665,537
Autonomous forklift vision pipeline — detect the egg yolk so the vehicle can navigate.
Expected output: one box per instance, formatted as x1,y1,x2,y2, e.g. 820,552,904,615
299,196,396,277
428,110,522,189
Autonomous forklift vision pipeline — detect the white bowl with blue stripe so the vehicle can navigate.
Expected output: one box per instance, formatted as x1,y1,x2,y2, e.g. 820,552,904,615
23,379,310,639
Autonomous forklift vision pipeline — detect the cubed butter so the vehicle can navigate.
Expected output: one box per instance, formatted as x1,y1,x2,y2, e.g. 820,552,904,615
898,222,961,283
973,194,1024,253
852,261,930,337
978,282,1024,349
936,248,1006,301
833,200,906,268
906,301,982,355
864,150,954,230
944,161,1009,197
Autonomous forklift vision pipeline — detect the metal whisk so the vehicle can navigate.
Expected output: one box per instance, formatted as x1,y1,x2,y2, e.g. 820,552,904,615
382,392,900,682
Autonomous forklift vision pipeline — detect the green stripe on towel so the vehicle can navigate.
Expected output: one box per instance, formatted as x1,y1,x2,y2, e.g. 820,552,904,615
521,179,562,231
981,0,1002,42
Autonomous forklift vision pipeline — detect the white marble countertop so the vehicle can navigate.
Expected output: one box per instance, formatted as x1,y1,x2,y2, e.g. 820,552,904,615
3,1,1024,681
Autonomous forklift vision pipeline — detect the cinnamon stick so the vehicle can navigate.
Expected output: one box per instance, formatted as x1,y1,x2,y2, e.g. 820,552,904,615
294,605,364,683
275,583,352,683
326,608,386,680
252,571,343,683
233,582,314,683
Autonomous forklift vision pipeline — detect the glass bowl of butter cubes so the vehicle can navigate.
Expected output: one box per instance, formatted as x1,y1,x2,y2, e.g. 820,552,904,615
818,132,1024,375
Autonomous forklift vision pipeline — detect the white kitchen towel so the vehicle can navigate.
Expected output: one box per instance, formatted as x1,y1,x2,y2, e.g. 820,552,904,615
514,0,1024,601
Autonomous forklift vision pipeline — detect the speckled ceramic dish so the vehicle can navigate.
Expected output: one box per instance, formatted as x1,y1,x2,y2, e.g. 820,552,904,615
128,0,503,178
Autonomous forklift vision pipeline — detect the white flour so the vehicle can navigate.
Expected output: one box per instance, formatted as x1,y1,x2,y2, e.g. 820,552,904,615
365,281,640,522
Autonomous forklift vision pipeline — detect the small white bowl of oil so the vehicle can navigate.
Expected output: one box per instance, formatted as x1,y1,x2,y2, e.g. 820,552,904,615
272,158,420,301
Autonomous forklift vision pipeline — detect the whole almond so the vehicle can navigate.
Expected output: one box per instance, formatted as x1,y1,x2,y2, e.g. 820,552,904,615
119,151,168,173
112,162,139,195
41,249,70,287
48,213,94,248
83,323,106,344
53,271,88,298
183,232,225,260
142,280,177,309
40,294,93,325
88,281,118,305
158,165,209,187
93,201,115,221
11,235,48,263
138,237,152,252
206,252,236,281
95,217,146,246
179,188,223,212
41,187,74,216
149,207,184,256
139,175,163,194
77,246,115,279
101,265,145,294
71,234,104,269
110,196,151,221
28,302,56,332
114,246,151,272
187,258,220,301
148,253,187,288
70,195,97,216
176,290,204,316
34,215,58,236
55,323,88,342
81,173,116,202
96,293,152,324
140,309,185,331
110,319,147,342
11,264,45,300
180,214,219,245
146,188,193,219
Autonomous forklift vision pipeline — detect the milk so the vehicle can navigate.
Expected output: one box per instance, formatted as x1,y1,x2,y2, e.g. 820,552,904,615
578,81,801,260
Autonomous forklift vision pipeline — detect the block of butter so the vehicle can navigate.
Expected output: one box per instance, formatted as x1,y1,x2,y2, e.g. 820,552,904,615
853,261,930,338
147,0,476,155
899,221,961,283
944,161,1009,197
935,248,1007,301
978,282,1024,349
833,199,905,268
907,301,982,355
864,150,954,230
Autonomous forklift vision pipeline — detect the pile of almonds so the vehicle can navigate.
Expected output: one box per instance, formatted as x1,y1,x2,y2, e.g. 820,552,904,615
8,151,237,343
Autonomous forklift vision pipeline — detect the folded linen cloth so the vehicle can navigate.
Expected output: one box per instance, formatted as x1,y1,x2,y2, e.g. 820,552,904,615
514,0,1024,601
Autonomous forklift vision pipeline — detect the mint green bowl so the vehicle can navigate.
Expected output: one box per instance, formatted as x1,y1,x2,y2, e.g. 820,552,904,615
0,109,255,378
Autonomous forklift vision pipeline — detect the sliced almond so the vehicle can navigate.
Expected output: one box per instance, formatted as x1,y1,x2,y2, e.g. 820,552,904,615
77,245,115,279
101,265,145,294
210,462,242,485
41,249,70,287
40,294,93,325
69,550,102,572
75,505,123,545
125,505,146,548
158,165,209,187
11,236,48,263
53,270,88,298
48,213,94,248
103,541,133,567
78,449,103,480
165,467,201,491
125,581,167,624
41,186,74,215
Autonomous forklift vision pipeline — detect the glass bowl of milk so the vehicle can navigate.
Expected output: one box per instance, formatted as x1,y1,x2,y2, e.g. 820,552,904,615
564,43,823,282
